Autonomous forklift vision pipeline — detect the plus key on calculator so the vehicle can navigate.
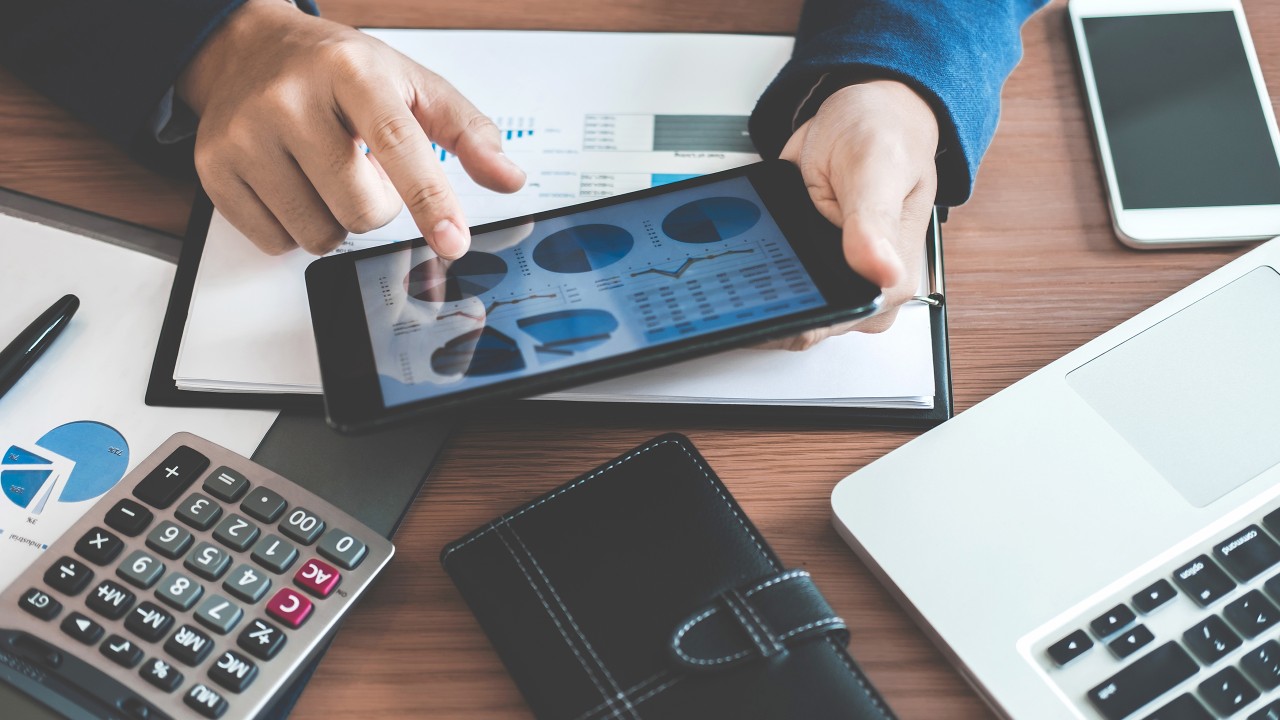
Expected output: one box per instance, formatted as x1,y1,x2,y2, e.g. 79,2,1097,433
0,432,395,720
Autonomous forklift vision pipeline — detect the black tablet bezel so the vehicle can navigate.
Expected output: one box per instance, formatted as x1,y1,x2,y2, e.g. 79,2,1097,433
307,160,883,432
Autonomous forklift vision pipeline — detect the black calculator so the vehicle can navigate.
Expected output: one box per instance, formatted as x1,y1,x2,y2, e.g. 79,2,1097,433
0,433,395,719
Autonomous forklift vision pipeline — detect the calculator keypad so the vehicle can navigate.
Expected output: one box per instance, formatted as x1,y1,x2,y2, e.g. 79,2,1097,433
0,435,394,720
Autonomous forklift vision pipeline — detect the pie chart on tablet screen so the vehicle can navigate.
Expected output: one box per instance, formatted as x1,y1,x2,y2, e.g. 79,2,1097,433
533,225,634,273
405,252,508,302
662,196,761,244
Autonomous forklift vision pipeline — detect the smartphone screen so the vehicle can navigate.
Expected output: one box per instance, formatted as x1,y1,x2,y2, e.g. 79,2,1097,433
1082,11,1280,210
351,174,829,408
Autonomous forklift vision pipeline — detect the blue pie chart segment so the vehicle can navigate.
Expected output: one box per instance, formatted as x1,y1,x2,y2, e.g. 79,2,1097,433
662,197,762,244
518,310,619,356
38,421,129,503
406,252,508,302
432,328,526,377
533,225,634,274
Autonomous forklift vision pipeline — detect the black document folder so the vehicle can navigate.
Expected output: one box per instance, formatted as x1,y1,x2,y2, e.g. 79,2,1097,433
146,191,952,427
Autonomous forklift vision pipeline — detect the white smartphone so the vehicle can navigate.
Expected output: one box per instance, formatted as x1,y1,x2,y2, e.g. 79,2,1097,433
1069,0,1280,248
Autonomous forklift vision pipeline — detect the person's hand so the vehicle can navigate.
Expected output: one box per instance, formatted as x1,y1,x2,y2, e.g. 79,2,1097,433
176,0,525,258
763,79,939,350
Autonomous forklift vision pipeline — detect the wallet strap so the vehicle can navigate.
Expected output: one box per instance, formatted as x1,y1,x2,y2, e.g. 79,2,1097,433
668,569,848,672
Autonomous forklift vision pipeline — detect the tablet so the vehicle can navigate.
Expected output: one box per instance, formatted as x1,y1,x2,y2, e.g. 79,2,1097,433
306,161,882,432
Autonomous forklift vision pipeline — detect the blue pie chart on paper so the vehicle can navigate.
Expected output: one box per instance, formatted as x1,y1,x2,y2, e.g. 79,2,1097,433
532,224,634,274
1,421,129,510
662,197,762,244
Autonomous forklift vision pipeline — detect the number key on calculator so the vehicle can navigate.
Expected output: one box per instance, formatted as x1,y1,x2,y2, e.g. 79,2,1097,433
0,432,395,719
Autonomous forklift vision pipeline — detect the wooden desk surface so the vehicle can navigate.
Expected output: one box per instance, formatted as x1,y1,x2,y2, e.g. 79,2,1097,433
2,1,1276,717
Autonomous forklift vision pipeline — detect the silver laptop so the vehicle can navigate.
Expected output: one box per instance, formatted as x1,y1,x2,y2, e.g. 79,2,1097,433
832,238,1280,719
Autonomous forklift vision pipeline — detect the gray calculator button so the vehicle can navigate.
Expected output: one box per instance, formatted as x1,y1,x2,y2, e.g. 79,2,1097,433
203,466,250,503
184,542,231,581
223,564,271,603
146,521,194,560
317,529,367,570
116,550,165,589
241,487,287,523
156,571,204,611
195,594,243,635
279,507,325,545
250,534,298,574
175,493,223,531
212,513,260,552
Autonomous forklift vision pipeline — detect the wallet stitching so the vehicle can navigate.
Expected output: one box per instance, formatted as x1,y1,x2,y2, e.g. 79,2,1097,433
723,591,770,658
506,520,640,720
492,521,625,720
572,672,672,720
580,676,686,720
738,588,785,655
778,618,845,641
670,569,813,663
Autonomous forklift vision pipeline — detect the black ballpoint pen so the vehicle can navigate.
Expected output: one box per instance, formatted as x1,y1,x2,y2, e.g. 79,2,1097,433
0,294,80,401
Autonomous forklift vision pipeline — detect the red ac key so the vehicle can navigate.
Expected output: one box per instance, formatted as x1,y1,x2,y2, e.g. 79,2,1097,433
265,588,313,629
294,558,341,598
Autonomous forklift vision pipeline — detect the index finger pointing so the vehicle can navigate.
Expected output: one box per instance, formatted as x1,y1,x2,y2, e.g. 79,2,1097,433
339,81,469,259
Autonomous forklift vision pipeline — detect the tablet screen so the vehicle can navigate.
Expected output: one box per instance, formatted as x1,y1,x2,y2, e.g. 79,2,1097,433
353,175,827,408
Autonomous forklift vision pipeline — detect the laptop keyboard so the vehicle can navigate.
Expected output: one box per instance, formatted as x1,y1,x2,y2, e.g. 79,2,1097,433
1038,507,1280,719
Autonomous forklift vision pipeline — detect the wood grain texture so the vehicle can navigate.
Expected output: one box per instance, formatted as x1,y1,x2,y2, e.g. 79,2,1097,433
2,1,1278,717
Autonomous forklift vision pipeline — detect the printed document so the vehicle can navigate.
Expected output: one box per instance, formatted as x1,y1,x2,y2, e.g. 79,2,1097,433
0,213,277,589
174,30,935,408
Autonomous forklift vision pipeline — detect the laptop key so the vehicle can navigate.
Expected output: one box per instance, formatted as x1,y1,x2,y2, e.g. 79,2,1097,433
1092,604,1137,639
1215,525,1280,582
1133,579,1177,614
1109,624,1154,659
1198,666,1259,716
1087,642,1199,720
1242,640,1280,690
1047,629,1093,666
1173,555,1235,607
1183,615,1242,664
1223,590,1280,638
1144,694,1212,720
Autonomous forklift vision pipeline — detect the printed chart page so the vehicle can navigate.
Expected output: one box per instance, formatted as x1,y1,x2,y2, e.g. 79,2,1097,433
175,30,934,407
0,213,277,590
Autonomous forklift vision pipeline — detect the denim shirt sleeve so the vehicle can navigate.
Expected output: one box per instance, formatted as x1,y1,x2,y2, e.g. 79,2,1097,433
750,0,1050,206
0,0,319,176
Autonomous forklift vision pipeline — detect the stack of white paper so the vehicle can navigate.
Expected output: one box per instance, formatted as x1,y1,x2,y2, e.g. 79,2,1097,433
174,30,935,409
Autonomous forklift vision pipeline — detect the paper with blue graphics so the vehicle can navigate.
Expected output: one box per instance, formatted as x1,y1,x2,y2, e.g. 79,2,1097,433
0,212,276,590
176,31,935,408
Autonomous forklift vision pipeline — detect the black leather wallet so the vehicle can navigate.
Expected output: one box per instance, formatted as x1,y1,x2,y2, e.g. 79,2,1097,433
441,434,895,720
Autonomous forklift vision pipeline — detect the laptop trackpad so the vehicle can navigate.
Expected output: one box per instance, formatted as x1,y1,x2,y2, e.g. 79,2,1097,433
1067,265,1280,508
